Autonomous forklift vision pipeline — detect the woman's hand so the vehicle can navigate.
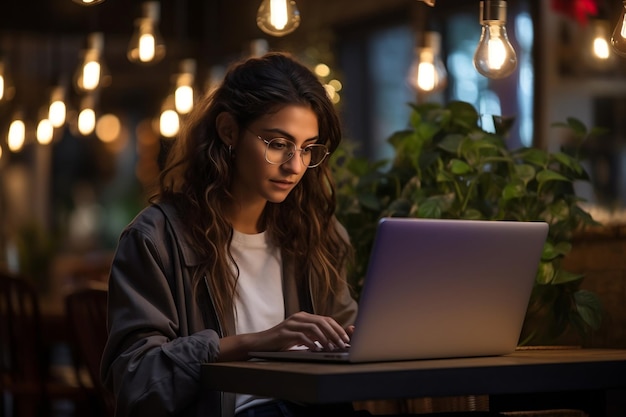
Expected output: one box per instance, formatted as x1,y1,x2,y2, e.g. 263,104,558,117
217,311,352,361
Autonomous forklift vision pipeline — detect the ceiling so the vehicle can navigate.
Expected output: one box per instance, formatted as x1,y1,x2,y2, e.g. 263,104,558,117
0,0,425,125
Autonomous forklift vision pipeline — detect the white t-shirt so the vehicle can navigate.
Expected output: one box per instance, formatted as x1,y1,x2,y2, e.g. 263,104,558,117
230,230,284,413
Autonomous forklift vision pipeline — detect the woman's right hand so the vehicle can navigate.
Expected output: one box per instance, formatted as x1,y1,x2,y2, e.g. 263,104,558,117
217,311,351,361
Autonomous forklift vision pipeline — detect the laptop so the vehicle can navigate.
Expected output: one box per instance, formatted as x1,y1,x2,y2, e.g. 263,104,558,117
250,217,549,363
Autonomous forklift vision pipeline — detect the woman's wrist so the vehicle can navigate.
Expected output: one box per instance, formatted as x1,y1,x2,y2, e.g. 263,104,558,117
217,333,258,362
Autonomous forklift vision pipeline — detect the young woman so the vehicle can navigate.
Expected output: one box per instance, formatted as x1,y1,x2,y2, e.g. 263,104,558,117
100,52,364,417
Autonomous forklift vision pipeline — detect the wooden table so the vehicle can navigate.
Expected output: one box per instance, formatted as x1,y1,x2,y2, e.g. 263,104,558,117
202,348,626,416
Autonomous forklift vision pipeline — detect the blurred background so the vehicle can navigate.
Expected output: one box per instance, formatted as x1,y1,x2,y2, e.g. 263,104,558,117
3,2,626,416
1,0,626,294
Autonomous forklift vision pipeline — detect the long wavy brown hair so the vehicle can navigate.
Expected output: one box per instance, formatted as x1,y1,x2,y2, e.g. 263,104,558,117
155,52,352,326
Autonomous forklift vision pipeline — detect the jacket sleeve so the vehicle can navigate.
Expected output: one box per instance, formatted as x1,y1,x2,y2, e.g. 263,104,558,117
100,224,220,416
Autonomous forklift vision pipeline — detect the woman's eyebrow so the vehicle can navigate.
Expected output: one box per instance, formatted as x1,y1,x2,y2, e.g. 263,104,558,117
261,128,319,143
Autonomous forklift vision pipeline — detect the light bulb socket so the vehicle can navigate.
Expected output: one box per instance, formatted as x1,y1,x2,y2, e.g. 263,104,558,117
142,1,161,23
50,86,65,102
88,32,104,52
417,31,441,52
480,0,507,24
179,59,196,76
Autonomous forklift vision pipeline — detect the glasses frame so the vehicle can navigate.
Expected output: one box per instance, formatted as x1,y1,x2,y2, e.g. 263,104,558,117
248,129,330,168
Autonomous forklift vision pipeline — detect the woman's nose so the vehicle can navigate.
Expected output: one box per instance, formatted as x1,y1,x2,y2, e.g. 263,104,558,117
282,152,305,173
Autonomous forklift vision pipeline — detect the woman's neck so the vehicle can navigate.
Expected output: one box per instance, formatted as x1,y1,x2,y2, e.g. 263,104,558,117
229,200,266,234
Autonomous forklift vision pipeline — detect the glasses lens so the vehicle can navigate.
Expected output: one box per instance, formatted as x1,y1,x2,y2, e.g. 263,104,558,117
265,138,328,167
266,138,294,164
303,145,329,167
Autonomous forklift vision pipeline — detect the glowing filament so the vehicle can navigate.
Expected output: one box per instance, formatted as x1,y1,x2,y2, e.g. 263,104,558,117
270,0,288,30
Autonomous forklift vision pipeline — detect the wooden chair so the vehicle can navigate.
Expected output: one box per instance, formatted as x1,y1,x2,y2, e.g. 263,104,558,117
64,283,115,417
0,270,94,417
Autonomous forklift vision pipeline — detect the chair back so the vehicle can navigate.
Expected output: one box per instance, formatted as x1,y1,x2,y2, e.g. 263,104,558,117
65,283,115,416
0,270,46,388
0,271,48,417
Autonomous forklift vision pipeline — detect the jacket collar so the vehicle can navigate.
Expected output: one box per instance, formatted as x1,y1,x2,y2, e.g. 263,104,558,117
156,201,205,266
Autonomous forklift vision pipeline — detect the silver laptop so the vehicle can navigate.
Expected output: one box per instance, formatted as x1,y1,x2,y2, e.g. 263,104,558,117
250,217,548,363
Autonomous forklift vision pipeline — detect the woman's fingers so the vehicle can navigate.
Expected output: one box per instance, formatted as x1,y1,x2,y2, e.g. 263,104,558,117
289,312,350,350
264,311,350,351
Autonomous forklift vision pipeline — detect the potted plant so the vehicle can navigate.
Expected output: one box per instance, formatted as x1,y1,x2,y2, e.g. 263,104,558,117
332,100,604,346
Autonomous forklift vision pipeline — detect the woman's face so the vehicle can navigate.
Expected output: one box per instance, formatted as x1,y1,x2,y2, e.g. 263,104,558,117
230,105,320,206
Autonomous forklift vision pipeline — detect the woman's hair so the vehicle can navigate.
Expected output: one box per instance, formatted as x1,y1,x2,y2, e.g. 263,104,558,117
155,52,352,326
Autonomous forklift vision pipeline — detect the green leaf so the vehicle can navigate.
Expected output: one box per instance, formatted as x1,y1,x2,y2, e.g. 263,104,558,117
417,199,442,218
461,208,483,219
536,261,555,284
408,107,424,130
541,242,558,261
519,148,549,167
552,152,583,175
552,269,584,284
387,130,414,149
450,159,472,174
438,134,464,154
553,241,572,256
565,117,588,136
502,180,526,200
545,200,571,222
448,101,480,128
571,204,601,226
574,289,603,330
436,169,455,182
536,169,570,184
513,164,536,185
415,123,440,144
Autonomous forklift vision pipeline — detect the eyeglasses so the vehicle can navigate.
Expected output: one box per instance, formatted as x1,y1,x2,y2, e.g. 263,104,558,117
250,130,330,168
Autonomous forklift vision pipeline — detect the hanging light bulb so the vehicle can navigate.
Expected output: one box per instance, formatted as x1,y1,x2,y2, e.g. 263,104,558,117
128,1,166,64
256,0,301,37
590,19,611,60
174,59,196,115
473,0,517,79
78,95,97,136
159,94,179,138
72,0,106,5
48,86,67,128
0,61,5,101
76,32,106,92
95,113,121,143
407,31,448,94
37,118,54,145
611,1,626,57
0,58,15,102
7,112,25,152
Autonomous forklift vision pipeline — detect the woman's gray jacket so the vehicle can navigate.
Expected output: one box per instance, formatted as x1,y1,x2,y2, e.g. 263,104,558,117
100,202,358,417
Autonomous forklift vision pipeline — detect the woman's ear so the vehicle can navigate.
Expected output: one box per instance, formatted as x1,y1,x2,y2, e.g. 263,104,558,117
216,112,239,148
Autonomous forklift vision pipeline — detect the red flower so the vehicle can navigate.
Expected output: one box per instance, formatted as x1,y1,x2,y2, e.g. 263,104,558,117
551,0,599,25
